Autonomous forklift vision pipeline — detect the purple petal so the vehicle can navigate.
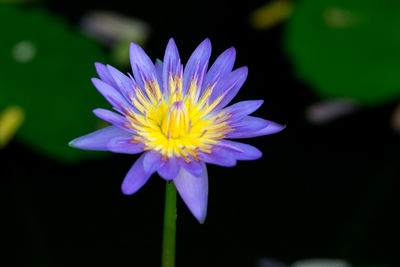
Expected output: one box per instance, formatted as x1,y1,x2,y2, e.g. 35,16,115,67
155,59,163,79
157,157,179,180
178,157,205,177
209,67,248,110
226,116,273,139
107,136,144,154
183,38,211,94
163,38,181,93
91,78,132,114
106,64,137,102
143,150,165,174
69,126,130,151
229,121,286,139
121,153,152,195
216,140,262,160
198,146,236,167
95,62,117,87
224,100,264,122
202,47,236,93
174,166,208,223
129,42,161,92
93,108,135,133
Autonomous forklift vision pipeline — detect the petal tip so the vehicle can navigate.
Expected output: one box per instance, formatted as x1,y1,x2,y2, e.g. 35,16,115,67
68,139,76,148
167,37,177,45
94,62,103,68
198,214,207,224
121,184,135,195
234,66,248,82
254,150,263,160
105,64,117,73
191,202,207,223
226,46,236,55
120,154,152,195
191,205,208,224
261,122,286,136
67,137,91,150
129,41,138,48
199,38,212,50
121,175,142,195
129,41,145,53
174,167,208,223
91,77,100,85
68,137,82,149
92,108,101,115
129,42,142,58
275,123,286,133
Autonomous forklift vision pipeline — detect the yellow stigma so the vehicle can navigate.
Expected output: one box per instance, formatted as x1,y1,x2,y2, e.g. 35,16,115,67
161,101,189,139
125,73,232,161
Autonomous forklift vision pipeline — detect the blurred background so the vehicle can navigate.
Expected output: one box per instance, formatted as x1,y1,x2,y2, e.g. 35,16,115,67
1,0,399,266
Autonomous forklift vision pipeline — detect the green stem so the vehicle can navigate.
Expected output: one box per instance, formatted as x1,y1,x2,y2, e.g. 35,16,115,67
161,181,177,267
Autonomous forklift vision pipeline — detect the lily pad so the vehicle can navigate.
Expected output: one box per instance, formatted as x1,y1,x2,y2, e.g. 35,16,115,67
285,0,400,105
0,4,112,162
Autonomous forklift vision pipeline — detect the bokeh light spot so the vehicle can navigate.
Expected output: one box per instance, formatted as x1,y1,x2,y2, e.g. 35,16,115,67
12,40,36,63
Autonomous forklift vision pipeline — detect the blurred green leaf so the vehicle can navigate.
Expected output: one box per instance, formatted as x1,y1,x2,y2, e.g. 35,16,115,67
0,4,112,162
285,0,400,105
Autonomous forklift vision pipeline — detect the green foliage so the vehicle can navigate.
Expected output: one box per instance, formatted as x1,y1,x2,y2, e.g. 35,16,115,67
0,5,112,162
285,0,400,105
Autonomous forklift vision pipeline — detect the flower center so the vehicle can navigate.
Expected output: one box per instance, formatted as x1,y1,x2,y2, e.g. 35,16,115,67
161,101,190,139
125,75,233,161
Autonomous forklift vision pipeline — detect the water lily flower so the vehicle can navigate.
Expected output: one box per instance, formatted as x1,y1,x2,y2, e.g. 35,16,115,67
69,38,284,223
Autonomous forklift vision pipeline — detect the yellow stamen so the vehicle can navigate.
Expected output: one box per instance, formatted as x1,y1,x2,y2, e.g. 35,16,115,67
161,101,188,139
125,75,233,160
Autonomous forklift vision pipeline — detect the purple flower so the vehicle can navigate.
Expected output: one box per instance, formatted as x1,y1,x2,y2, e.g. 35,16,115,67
69,38,284,223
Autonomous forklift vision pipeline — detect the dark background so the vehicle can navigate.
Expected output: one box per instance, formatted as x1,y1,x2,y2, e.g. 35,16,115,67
1,0,399,266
